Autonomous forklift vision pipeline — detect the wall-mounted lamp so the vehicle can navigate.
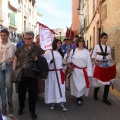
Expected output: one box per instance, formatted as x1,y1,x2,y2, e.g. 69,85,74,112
77,8,80,11
78,13,84,16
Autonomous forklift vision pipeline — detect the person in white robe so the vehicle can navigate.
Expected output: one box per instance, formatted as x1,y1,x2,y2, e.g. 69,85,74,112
44,39,67,111
67,38,93,106
91,32,114,105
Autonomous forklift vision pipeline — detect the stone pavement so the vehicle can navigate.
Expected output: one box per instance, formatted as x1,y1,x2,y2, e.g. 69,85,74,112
1,78,120,120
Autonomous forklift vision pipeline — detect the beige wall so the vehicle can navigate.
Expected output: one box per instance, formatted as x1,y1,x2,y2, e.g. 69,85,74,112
85,0,100,49
101,0,120,78
72,0,79,35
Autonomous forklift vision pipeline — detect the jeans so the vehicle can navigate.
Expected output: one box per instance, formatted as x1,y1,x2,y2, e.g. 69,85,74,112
0,63,13,106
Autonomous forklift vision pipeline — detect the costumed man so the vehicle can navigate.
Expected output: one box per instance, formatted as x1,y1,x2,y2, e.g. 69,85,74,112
91,32,116,105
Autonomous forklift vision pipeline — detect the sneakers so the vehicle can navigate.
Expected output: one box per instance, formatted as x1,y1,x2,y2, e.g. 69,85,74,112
77,97,83,106
31,113,37,120
77,101,82,106
102,99,111,105
2,105,7,115
59,106,67,111
50,104,67,111
50,104,55,110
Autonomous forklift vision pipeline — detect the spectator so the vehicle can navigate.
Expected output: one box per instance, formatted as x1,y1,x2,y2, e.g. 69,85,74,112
0,28,16,114
13,31,43,119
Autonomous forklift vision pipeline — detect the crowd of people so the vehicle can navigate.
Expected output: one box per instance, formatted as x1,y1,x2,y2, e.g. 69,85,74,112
0,27,115,120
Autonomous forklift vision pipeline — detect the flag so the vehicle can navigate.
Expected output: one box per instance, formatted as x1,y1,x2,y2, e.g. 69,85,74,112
66,28,70,38
66,27,74,40
39,23,56,50
70,30,74,40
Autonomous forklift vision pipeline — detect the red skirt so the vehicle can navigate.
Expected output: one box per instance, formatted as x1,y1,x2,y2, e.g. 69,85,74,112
93,64,116,82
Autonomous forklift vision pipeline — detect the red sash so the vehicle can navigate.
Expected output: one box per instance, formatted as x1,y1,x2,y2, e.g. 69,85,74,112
73,64,89,88
49,69,65,84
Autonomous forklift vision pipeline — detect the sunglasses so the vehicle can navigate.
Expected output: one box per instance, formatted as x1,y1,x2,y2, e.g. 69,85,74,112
24,37,33,40
79,40,84,42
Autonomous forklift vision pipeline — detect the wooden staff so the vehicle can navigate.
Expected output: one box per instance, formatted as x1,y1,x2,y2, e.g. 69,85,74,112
66,26,71,40
51,50,62,97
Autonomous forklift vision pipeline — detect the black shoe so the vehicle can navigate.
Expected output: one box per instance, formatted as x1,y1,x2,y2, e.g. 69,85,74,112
31,113,37,120
94,94,98,100
102,99,111,105
18,109,23,116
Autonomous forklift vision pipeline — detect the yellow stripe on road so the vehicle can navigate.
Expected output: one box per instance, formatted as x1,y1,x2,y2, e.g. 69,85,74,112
110,87,120,99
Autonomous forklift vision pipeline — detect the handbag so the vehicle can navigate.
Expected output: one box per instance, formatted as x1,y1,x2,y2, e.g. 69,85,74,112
11,68,23,83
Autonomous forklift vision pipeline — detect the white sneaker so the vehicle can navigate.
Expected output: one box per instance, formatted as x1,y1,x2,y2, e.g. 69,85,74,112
59,106,67,111
50,104,55,110
77,101,82,106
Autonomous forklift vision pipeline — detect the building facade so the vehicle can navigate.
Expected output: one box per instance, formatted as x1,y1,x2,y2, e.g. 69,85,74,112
100,0,120,78
0,0,41,43
77,0,120,78
72,0,80,35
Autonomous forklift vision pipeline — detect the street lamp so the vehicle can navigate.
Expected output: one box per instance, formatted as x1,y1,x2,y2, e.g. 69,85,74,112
59,32,61,40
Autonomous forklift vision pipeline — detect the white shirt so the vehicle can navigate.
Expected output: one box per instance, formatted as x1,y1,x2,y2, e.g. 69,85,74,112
91,44,112,60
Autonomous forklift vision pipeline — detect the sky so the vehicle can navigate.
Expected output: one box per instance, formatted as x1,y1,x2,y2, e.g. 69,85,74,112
36,0,72,30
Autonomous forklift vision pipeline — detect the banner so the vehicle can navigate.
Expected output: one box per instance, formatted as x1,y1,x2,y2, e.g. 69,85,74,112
66,28,70,38
66,27,74,40
39,23,55,50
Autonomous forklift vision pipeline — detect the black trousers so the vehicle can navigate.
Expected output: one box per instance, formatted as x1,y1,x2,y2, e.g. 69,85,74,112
94,85,110,99
18,77,37,113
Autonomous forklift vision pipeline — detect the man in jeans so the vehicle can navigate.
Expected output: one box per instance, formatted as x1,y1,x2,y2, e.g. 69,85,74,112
0,28,16,114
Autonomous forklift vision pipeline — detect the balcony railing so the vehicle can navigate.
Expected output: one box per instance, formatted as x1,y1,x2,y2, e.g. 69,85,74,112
9,21,18,29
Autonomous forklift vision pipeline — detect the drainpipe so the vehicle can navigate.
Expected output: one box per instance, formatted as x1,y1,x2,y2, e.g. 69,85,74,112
21,0,23,33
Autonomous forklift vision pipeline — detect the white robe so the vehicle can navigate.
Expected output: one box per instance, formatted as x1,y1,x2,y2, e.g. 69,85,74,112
68,48,93,98
91,44,114,87
44,50,66,104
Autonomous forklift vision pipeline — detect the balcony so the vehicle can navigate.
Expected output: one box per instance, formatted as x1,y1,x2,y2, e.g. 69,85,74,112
8,0,19,11
0,11,5,22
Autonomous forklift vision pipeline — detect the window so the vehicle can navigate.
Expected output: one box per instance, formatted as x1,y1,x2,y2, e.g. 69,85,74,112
10,12,15,26
93,0,95,14
111,47,115,61
29,9,31,16
93,27,95,46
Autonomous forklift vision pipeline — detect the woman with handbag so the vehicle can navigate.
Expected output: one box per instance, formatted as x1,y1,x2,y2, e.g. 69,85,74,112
12,31,44,120
67,38,93,106
44,39,67,111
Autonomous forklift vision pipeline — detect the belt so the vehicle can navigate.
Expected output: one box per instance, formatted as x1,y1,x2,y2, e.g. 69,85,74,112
49,69,65,84
73,64,89,88
0,61,12,65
